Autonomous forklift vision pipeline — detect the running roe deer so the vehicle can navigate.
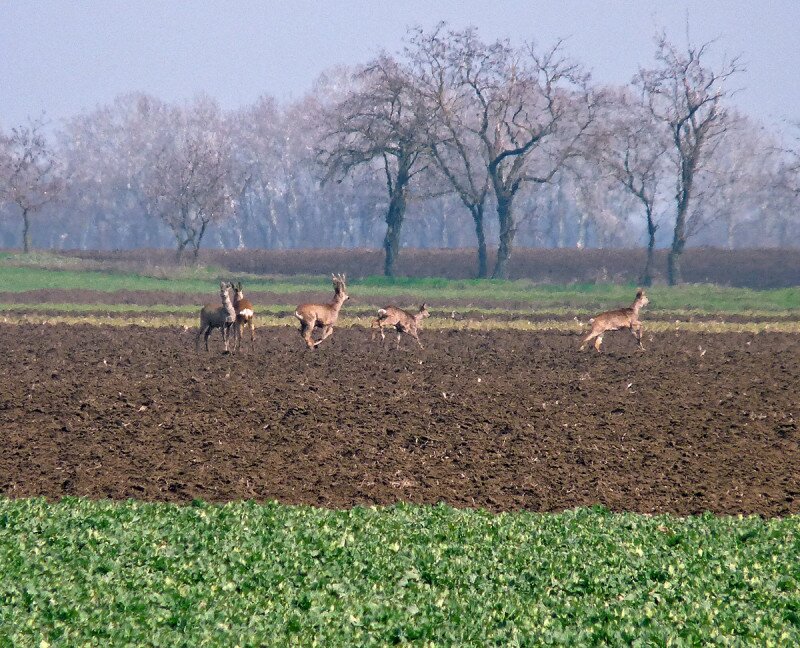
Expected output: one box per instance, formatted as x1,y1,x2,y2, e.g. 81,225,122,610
294,274,349,349
579,288,650,352
232,281,255,351
371,304,430,349
196,281,237,352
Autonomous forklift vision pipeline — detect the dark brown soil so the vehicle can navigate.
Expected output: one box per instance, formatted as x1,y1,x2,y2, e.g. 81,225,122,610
1,323,798,516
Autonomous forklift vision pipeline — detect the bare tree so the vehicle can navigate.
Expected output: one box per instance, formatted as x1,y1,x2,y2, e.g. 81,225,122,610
59,93,174,249
635,33,743,284
696,116,782,248
406,25,492,277
141,96,239,261
595,87,669,284
445,33,597,278
317,55,432,277
0,118,63,252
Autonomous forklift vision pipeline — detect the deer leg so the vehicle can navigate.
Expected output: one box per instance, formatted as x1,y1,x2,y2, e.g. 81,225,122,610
249,318,255,343
594,335,603,352
396,332,403,349
299,321,315,349
222,324,230,353
232,321,240,351
204,326,213,352
409,330,424,349
579,331,597,351
633,324,644,350
315,325,334,347
195,326,207,351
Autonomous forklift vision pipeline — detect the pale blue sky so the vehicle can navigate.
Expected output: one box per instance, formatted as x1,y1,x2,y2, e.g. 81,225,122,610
1,0,797,133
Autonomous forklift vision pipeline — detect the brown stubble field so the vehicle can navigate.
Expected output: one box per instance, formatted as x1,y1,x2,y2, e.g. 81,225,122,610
2,321,798,517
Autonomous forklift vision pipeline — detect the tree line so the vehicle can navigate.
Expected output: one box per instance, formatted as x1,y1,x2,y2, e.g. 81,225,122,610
1,24,799,284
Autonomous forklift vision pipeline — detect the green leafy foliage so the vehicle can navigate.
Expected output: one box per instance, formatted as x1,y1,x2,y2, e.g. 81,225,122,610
1,498,798,646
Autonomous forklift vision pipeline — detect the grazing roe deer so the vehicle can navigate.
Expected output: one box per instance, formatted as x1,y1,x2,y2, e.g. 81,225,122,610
580,288,650,352
232,281,255,351
294,274,349,349
371,304,430,349
196,281,237,352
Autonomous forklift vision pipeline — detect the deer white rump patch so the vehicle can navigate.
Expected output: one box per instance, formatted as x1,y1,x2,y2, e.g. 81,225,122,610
377,308,388,317
239,308,254,318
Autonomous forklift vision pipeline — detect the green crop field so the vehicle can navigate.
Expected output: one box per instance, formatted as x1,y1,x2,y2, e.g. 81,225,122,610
1,498,799,646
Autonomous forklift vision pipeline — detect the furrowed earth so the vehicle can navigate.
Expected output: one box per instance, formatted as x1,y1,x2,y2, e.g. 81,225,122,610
2,321,798,517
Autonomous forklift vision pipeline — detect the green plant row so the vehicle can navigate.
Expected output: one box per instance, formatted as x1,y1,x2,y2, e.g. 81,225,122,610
0,264,798,313
1,498,798,646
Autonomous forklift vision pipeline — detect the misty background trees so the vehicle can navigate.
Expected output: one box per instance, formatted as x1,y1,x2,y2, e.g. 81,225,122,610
1,25,798,283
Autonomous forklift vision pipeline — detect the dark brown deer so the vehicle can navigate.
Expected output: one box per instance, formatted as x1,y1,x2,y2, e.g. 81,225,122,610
294,274,349,349
371,304,430,349
580,288,650,352
196,281,237,352
231,282,255,351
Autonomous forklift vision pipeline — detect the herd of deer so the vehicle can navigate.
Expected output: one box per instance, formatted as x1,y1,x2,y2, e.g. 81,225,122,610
196,274,650,354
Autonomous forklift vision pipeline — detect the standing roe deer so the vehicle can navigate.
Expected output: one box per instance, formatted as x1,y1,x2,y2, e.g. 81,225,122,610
196,281,237,352
232,281,255,351
579,288,650,352
371,304,430,349
295,274,349,349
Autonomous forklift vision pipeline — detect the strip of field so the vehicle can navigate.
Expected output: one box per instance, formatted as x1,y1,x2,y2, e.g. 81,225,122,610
1,498,797,646
3,311,800,333
3,301,800,322
1,262,798,312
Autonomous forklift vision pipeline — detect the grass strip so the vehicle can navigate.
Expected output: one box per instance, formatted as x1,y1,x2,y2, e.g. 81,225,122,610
1,264,798,313
1,498,798,646
3,313,800,334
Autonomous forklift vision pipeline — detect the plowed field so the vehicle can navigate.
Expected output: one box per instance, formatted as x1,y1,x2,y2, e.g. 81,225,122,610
2,323,798,516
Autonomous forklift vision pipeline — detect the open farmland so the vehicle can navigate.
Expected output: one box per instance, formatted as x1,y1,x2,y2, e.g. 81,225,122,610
2,323,800,517
1,254,799,644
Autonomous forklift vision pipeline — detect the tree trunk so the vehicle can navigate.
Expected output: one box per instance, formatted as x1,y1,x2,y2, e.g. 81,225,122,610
175,239,188,263
382,161,410,278
192,220,209,264
383,193,406,277
471,205,488,279
668,205,687,285
641,209,658,287
492,195,514,279
22,208,31,253
669,199,690,285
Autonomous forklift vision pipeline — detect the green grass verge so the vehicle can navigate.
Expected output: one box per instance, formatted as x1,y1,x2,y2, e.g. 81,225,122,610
1,498,798,646
1,263,799,315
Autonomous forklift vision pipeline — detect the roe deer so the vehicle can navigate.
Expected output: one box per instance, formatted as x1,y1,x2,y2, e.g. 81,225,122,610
196,281,237,352
371,304,430,349
294,274,349,349
580,288,649,352
232,281,255,351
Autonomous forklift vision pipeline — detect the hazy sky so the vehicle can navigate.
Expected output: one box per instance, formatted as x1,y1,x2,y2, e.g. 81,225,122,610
2,0,798,133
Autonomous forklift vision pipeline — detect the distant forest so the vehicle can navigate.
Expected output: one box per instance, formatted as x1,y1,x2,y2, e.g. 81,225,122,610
1,24,799,282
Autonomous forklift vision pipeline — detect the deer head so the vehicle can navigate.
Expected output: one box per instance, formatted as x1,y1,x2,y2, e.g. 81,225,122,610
332,273,349,302
233,281,245,302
